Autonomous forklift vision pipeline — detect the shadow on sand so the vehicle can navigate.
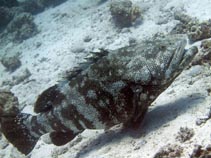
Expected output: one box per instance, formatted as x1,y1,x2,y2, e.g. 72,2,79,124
75,93,205,158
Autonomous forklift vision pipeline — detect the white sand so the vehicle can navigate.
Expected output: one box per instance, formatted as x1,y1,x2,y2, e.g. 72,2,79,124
0,0,211,157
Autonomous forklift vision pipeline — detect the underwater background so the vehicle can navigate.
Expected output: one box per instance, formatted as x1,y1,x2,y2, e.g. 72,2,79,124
0,0,211,157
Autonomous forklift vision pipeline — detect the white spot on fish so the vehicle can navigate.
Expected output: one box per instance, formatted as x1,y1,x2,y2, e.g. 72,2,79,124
87,90,97,99
140,93,147,101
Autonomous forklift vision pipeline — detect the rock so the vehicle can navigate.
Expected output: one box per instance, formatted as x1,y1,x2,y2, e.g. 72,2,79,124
6,12,38,42
174,12,193,25
195,107,211,126
71,44,85,53
192,39,211,65
128,37,137,45
0,90,20,117
0,55,21,72
172,12,211,42
20,0,44,14
35,41,42,48
1,68,31,88
83,35,92,42
190,144,211,158
153,144,183,158
188,20,211,42
0,7,14,28
19,0,67,15
109,0,141,28
175,127,194,143
12,68,31,85
0,0,19,8
195,117,207,126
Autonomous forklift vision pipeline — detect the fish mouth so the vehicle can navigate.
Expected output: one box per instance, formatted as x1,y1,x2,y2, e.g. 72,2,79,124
161,43,197,87
178,46,198,68
164,39,187,79
164,37,197,80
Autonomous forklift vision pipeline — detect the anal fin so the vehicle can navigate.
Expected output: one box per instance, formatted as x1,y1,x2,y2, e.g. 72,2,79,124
50,131,79,146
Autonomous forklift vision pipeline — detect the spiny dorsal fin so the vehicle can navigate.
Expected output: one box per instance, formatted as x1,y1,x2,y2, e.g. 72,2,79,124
64,49,109,80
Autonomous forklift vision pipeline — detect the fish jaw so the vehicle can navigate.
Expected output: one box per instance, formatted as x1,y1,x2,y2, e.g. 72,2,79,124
163,45,198,85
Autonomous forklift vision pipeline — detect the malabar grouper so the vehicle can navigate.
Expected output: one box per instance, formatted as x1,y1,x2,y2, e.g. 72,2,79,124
0,34,198,155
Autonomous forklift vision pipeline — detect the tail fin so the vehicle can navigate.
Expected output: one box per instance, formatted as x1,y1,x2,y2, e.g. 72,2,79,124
1,113,40,155
0,90,40,155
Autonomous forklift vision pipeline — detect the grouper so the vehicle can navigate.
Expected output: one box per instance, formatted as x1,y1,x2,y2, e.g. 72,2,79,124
0,34,198,155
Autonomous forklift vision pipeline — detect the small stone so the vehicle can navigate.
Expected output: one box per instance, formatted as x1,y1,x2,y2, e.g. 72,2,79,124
195,118,207,126
129,37,136,45
71,45,85,53
84,35,92,42
1,55,21,72
175,127,194,143
133,140,147,150
39,57,48,63
36,42,42,48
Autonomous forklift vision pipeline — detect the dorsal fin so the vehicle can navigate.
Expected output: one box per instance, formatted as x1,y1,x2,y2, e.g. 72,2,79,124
64,49,109,80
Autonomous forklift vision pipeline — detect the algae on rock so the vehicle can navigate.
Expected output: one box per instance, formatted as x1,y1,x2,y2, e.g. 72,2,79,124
6,12,38,42
110,0,141,28
172,12,211,42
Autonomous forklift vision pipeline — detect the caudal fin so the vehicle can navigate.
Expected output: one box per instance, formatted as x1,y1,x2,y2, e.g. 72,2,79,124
1,113,40,155
0,90,40,155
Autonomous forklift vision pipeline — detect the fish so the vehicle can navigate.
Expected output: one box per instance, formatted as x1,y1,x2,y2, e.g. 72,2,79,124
0,34,198,155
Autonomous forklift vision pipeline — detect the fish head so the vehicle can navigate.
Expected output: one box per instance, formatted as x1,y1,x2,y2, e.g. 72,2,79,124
125,35,198,87
153,35,198,87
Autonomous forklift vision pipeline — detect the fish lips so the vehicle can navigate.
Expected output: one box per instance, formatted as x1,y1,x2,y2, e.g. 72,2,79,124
164,41,198,80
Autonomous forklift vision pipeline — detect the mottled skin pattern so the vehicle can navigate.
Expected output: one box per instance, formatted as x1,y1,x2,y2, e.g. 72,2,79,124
0,35,198,155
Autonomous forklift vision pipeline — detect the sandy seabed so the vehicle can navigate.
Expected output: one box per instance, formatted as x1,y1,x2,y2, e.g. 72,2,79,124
0,0,211,157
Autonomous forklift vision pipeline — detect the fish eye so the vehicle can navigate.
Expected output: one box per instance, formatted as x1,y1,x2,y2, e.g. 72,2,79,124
159,45,166,51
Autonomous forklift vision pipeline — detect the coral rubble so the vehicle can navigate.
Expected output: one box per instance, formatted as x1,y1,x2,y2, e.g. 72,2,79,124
175,127,194,143
153,144,183,158
191,145,211,158
172,12,211,42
